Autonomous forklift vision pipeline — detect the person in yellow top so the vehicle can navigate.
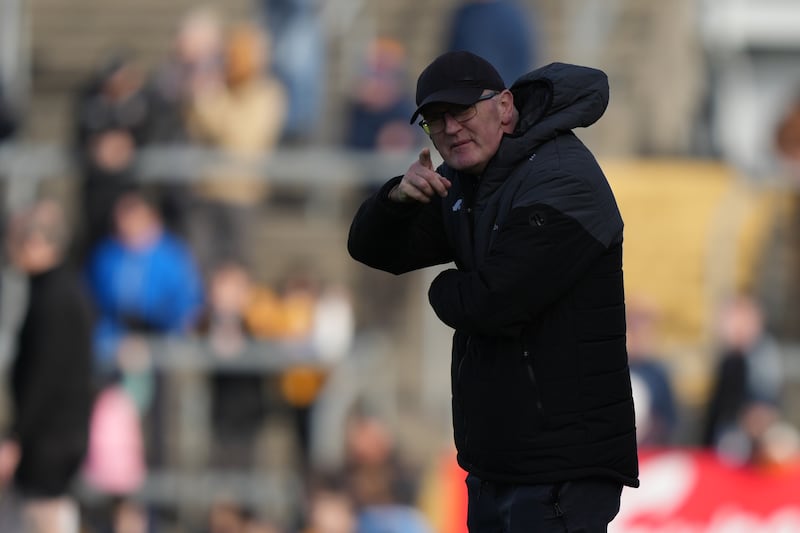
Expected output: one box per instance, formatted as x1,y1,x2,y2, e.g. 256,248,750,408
185,21,287,272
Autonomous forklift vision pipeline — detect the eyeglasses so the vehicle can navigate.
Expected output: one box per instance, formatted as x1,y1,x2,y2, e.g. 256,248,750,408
418,91,501,135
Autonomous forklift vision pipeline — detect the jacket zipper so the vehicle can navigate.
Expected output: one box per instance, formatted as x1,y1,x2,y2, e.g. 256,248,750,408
522,341,546,422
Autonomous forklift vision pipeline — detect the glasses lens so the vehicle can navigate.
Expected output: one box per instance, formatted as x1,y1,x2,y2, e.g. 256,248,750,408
451,105,476,122
421,105,476,135
427,118,445,135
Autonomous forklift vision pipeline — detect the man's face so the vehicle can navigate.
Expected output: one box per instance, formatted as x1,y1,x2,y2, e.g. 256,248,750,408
424,90,514,175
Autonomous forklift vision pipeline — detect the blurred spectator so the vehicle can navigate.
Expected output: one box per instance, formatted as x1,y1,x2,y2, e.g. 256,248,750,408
86,190,204,374
85,191,204,467
0,199,94,533
146,7,226,235
753,420,800,474
185,21,287,273
357,505,433,533
302,478,356,533
342,409,417,510
245,270,355,359
205,499,249,533
244,268,355,469
78,495,151,533
80,386,147,533
73,52,153,260
83,385,146,494
343,38,421,153
273,270,319,343
195,260,266,469
148,7,225,144
339,408,431,533
310,281,355,364
259,0,325,143
75,52,153,149
203,498,283,533
445,0,539,86
626,296,679,447
249,267,327,467
702,293,785,465
77,127,139,260
198,260,254,357
109,497,149,533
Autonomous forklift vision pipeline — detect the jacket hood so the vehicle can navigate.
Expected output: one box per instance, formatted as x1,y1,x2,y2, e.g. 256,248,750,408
482,63,608,179
511,62,609,137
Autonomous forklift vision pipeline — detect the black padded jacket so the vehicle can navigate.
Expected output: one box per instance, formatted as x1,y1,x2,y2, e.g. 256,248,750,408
348,62,639,487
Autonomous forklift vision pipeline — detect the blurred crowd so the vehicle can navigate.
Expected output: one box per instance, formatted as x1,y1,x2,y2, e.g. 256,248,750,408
627,291,800,473
1,0,800,532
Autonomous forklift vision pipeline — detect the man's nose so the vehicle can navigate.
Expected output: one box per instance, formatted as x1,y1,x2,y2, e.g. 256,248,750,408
443,113,462,134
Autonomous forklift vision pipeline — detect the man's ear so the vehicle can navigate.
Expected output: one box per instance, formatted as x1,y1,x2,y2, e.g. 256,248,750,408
499,90,516,130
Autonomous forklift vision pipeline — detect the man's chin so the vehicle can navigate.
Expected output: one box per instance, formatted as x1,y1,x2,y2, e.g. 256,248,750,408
447,158,484,175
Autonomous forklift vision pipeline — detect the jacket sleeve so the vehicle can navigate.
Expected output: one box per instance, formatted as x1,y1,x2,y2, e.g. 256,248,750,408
348,176,453,275
428,197,620,337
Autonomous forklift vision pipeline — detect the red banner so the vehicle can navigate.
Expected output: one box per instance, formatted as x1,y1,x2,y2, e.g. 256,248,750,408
613,449,800,533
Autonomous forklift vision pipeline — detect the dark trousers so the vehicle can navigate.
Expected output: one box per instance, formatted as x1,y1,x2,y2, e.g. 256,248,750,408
466,474,623,533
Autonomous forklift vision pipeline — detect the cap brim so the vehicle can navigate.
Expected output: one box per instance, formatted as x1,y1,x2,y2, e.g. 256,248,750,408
409,87,485,124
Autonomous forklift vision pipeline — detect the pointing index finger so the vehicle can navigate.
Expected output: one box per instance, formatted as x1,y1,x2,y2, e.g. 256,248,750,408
419,148,433,170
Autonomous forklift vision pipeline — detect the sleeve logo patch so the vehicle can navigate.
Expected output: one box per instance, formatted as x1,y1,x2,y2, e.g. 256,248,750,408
529,212,546,226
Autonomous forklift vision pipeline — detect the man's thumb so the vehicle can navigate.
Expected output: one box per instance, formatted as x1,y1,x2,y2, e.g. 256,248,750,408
419,148,433,169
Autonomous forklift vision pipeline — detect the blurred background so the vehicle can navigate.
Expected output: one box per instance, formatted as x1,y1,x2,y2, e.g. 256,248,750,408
2,0,800,531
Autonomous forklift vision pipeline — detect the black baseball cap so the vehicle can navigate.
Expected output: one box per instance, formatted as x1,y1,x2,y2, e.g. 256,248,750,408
409,51,506,124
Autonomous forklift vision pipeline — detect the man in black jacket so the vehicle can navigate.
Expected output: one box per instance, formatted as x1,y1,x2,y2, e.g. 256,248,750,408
348,51,638,532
